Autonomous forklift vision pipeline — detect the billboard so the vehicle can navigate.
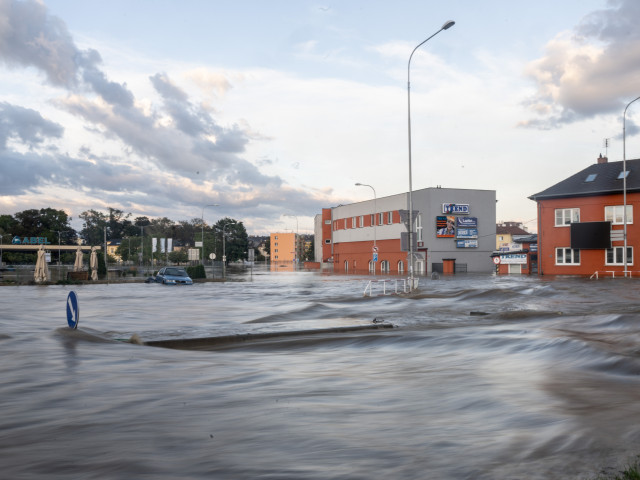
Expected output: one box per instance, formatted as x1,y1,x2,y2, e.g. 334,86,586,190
436,216,456,238
456,240,478,248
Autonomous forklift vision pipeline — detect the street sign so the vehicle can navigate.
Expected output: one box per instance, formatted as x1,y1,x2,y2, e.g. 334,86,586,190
373,245,378,252
373,252,378,262
66,291,79,329
209,253,216,260
493,256,501,265
223,255,227,262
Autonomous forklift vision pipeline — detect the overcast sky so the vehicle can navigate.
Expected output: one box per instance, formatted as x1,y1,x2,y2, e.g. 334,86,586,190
2,0,640,234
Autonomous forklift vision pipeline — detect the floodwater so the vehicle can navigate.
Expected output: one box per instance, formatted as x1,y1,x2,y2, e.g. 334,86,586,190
2,269,640,479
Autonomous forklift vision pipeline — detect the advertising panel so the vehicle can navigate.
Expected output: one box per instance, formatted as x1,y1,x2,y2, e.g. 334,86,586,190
500,254,527,264
436,216,456,238
456,240,478,248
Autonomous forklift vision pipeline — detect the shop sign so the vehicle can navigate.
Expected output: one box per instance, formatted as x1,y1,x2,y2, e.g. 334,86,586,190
456,240,478,248
457,228,478,239
442,203,469,215
456,216,477,228
500,254,527,264
12,236,51,245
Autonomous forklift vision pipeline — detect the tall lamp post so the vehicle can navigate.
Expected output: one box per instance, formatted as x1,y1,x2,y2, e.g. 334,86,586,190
201,204,220,265
355,183,377,271
284,214,299,264
407,20,455,290
623,96,640,276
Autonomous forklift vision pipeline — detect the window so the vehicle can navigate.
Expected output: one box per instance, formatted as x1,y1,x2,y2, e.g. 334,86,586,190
398,261,404,273
555,208,580,226
381,260,390,273
352,217,356,228
387,212,393,224
370,214,375,226
359,215,364,227
605,205,633,225
556,247,580,265
379,212,384,226
324,220,331,225
275,249,278,253
275,236,278,240
618,170,630,179
324,239,331,244
585,173,597,182
606,247,633,265
416,214,423,242
369,260,375,272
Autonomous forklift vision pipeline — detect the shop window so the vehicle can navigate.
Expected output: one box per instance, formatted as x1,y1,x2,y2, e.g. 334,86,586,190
555,208,580,226
555,247,580,265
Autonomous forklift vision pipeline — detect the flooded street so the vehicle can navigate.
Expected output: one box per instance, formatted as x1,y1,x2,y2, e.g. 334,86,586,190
2,269,640,479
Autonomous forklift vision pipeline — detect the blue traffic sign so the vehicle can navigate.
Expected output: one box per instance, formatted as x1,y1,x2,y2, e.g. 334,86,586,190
66,291,79,329
373,253,378,262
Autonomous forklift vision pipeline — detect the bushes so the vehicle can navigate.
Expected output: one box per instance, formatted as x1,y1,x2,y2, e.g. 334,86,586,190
186,264,206,279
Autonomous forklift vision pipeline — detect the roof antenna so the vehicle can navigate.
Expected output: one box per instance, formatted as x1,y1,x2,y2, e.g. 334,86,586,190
603,138,610,157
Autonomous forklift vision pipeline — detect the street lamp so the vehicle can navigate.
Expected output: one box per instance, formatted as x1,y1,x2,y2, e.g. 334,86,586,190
284,214,299,264
407,20,455,290
355,182,377,250
623,96,640,276
201,204,220,265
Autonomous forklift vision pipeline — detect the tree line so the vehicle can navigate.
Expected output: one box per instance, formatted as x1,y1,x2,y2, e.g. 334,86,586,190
0,207,252,265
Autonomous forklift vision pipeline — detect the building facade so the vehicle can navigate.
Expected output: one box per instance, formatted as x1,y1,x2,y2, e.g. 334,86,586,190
270,232,303,263
315,187,496,275
529,156,640,276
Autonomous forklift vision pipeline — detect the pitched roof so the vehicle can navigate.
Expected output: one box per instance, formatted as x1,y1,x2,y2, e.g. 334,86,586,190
496,224,529,235
529,158,640,201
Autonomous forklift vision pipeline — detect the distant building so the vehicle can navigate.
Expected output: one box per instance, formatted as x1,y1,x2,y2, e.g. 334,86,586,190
314,187,496,275
529,155,640,276
270,232,303,263
496,222,529,251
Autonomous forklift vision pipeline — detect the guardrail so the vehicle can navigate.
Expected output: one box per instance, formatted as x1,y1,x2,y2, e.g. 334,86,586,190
364,278,417,297
590,270,640,279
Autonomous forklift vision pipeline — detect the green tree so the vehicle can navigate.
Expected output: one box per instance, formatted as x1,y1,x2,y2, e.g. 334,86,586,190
302,236,315,261
213,217,248,264
79,209,108,245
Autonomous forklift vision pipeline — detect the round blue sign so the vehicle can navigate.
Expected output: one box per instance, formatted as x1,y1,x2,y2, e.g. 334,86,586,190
66,291,79,329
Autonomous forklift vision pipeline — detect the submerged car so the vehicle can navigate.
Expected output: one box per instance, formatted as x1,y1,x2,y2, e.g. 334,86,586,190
155,267,193,285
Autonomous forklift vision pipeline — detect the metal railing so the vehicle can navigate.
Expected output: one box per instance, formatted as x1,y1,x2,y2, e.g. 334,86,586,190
364,278,417,297
590,270,640,279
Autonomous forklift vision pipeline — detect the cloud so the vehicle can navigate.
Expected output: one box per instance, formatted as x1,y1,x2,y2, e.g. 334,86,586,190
0,102,63,149
0,0,79,88
521,0,640,129
0,0,327,231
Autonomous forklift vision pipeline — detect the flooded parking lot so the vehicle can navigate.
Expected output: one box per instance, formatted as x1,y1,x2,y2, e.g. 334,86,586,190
2,269,640,479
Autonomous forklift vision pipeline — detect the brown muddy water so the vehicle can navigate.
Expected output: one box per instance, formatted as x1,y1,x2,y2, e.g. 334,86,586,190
2,269,640,479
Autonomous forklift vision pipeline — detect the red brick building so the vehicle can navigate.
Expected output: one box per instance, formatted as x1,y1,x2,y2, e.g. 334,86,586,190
529,155,640,277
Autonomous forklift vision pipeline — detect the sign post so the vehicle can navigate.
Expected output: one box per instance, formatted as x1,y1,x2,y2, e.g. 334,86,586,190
66,291,79,329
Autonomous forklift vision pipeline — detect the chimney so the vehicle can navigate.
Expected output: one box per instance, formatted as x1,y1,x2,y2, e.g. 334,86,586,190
597,153,608,164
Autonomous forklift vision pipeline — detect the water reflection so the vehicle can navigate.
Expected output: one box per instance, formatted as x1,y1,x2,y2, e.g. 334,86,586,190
1,270,640,479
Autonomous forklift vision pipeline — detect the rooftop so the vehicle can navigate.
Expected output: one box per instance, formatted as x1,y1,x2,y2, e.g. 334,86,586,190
529,157,640,201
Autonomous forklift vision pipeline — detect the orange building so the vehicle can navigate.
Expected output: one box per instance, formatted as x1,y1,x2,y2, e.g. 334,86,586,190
270,232,303,264
529,155,640,276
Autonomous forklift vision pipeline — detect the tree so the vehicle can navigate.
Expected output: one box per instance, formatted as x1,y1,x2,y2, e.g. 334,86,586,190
302,236,315,262
79,209,108,245
213,217,248,263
